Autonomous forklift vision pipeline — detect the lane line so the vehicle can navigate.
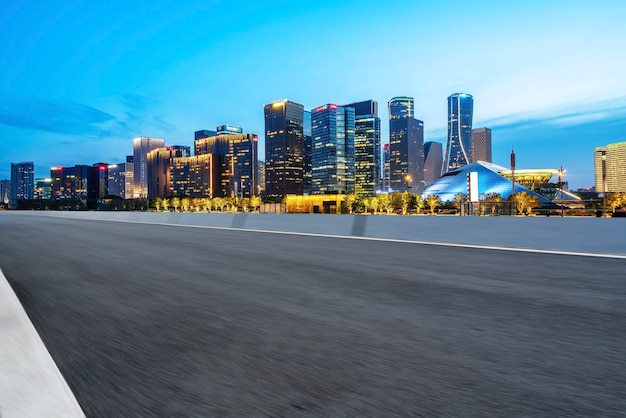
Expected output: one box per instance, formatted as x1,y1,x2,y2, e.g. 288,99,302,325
0,268,86,417
62,216,626,260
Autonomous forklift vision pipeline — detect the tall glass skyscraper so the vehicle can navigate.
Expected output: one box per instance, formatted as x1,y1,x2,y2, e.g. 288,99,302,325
10,161,34,204
133,136,165,198
311,104,355,194
444,93,474,173
423,141,443,186
388,97,424,193
345,100,381,196
264,100,305,197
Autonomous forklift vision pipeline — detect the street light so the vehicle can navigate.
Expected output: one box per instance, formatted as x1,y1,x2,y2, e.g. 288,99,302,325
404,174,412,191
557,166,565,217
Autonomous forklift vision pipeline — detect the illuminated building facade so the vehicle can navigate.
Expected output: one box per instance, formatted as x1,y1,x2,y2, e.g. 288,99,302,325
107,156,134,199
310,104,355,194
346,100,381,196
50,165,90,200
147,146,191,198
264,100,305,196
194,133,258,197
471,127,492,163
595,141,626,192
133,136,165,198
383,143,390,190
423,141,443,186
90,163,109,199
388,97,424,193
0,179,10,204
444,93,474,173
170,154,217,198
34,178,52,200
195,130,217,141
10,162,34,203
303,110,312,194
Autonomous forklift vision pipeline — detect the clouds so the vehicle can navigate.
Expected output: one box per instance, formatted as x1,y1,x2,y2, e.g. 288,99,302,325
0,97,114,136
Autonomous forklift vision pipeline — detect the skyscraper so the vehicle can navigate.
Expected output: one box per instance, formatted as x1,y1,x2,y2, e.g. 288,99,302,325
10,162,34,204
303,110,312,194
382,143,390,190
0,179,10,204
107,156,134,199
423,141,443,186
195,132,258,198
444,93,474,173
345,100,381,196
264,100,305,197
471,127,492,163
133,136,165,198
595,141,626,193
388,97,424,193
147,146,191,198
311,104,355,194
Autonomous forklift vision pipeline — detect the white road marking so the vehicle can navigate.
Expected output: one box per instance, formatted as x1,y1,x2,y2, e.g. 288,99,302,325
80,217,626,260
0,268,85,418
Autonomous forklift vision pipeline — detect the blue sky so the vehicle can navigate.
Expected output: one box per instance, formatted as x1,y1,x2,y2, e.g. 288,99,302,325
2,0,625,189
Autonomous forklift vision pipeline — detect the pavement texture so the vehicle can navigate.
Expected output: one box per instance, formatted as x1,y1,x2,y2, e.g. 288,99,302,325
0,212,625,417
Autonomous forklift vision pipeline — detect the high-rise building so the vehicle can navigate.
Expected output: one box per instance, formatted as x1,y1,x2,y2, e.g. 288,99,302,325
310,104,355,194
194,132,258,198
133,136,165,198
216,125,243,136
10,162,34,204
107,156,134,199
170,154,217,198
34,178,52,200
147,146,191,198
423,141,443,186
90,163,110,200
50,165,90,200
595,141,626,193
471,127,492,163
303,110,312,194
383,143,390,190
346,100,381,196
195,130,217,141
444,93,474,173
264,100,305,197
388,97,424,193
258,161,266,196
0,179,10,204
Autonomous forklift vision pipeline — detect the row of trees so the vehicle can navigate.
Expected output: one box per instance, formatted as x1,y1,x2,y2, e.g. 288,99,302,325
338,192,442,215
605,192,626,213
152,196,261,212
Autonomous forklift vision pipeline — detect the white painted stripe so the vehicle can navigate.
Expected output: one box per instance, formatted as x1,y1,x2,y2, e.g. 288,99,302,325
79,217,626,260
0,269,85,418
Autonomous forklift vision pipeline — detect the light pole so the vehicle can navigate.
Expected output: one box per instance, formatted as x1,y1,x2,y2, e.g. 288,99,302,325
557,166,564,217
602,151,607,217
404,174,412,192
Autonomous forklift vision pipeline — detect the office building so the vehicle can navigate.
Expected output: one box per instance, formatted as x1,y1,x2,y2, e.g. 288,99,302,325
170,154,217,198
264,100,305,196
388,97,424,193
303,110,312,194
50,165,91,200
147,146,191,198
383,143,390,190
258,161,266,196
133,136,165,198
444,93,474,173
90,163,110,200
195,130,217,141
195,132,258,198
0,179,10,204
216,125,243,136
595,141,626,193
471,127,492,163
10,162,34,203
34,178,52,200
107,156,134,199
423,141,443,186
346,100,381,196
310,104,355,194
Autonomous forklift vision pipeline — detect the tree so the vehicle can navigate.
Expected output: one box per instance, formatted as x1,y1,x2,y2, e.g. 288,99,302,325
378,194,393,214
200,198,212,212
512,192,540,215
213,197,225,212
605,192,625,213
153,197,162,211
370,196,380,214
401,191,414,215
181,197,191,212
342,194,356,214
415,195,425,214
426,194,441,215
453,193,466,214
483,192,503,215
171,197,181,212
248,196,261,213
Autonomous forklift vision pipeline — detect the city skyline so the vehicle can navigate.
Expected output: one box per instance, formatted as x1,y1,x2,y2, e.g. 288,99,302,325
2,1,626,188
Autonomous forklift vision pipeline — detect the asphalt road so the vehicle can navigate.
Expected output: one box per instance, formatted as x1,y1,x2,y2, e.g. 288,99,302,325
1,213,625,417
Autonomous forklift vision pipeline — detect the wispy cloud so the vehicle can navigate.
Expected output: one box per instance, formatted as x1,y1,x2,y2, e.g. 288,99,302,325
0,97,115,135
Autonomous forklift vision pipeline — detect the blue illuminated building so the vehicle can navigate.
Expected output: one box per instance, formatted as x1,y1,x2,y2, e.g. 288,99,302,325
444,93,474,173
388,97,424,193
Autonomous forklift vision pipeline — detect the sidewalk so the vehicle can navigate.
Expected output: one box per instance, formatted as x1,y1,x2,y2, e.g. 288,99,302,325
0,269,85,418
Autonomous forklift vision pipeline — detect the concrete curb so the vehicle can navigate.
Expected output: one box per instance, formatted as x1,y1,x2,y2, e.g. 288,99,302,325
0,269,85,418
